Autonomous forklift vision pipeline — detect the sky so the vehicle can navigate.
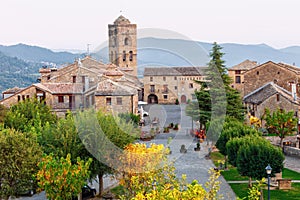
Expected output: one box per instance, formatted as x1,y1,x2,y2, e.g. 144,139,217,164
1,0,300,51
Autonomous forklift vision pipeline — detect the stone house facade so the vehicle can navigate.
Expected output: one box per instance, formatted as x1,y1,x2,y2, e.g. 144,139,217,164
143,67,205,104
0,16,142,117
228,59,258,96
243,82,299,119
243,61,300,97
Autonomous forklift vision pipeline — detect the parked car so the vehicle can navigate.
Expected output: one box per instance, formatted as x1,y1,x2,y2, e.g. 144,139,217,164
138,107,149,117
73,185,96,200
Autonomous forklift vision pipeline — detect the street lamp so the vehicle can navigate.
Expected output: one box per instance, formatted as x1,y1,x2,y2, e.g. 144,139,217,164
265,164,272,200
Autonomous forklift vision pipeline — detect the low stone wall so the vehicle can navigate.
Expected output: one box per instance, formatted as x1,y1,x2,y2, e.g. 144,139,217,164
283,146,300,158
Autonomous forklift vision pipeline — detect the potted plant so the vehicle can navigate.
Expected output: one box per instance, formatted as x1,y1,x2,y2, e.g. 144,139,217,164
163,127,170,133
194,142,201,151
175,99,179,105
173,123,179,130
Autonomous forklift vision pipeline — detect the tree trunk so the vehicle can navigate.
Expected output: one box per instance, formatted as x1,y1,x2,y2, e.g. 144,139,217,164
260,188,264,200
98,173,104,196
78,192,82,200
280,137,284,148
248,177,252,188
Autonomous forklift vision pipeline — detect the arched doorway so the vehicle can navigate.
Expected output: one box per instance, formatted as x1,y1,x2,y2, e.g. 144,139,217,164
181,95,187,104
148,94,158,104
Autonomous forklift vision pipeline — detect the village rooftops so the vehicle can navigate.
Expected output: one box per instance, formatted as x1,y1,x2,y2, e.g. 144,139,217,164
243,82,300,105
144,66,206,76
228,59,258,71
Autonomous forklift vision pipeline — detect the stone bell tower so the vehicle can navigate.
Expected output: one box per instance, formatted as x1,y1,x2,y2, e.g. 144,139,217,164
108,15,137,77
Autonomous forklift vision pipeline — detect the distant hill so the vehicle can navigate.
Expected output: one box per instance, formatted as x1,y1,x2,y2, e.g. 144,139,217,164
1,38,300,94
0,51,39,94
0,43,82,64
93,37,300,77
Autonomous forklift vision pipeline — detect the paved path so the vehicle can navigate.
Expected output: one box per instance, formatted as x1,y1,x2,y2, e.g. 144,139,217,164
143,104,237,199
285,155,300,173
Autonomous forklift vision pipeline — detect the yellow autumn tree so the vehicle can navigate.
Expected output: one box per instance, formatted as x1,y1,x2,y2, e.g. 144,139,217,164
114,143,222,200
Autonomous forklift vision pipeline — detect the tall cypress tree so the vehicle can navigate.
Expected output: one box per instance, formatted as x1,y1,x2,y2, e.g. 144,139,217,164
192,42,244,132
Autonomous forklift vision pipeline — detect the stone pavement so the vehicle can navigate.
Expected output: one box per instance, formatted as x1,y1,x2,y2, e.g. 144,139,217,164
142,104,237,199
284,155,300,173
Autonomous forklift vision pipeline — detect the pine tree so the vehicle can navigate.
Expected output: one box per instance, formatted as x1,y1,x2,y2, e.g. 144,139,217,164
194,42,244,124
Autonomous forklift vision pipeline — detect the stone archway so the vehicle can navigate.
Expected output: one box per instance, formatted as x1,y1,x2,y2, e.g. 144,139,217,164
181,95,187,104
148,94,158,104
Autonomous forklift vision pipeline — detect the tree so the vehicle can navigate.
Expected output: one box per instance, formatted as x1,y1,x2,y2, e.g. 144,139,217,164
264,108,297,147
0,128,42,200
4,98,57,135
115,143,222,200
0,104,8,123
216,119,259,156
37,154,92,200
38,112,86,164
75,109,139,196
193,42,244,130
236,137,284,187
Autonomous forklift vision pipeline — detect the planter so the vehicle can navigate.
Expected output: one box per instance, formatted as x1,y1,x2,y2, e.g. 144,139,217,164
194,147,200,151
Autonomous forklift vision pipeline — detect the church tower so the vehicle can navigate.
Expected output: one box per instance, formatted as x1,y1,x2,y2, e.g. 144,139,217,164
108,15,137,76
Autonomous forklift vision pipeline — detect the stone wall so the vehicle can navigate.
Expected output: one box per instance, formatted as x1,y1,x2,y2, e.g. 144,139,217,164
254,93,299,119
244,62,298,96
95,95,134,114
144,75,203,104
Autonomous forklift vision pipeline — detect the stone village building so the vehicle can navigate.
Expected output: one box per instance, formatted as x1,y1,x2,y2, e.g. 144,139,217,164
228,60,300,119
0,16,142,117
143,67,205,104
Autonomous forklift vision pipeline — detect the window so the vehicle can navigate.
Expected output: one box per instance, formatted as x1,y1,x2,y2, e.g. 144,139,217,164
72,76,76,83
123,51,126,61
163,95,168,100
174,86,178,90
235,70,241,74
26,95,29,99
235,76,241,84
276,94,280,101
150,77,153,82
150,85,155,93
129,51,133,61
117,97,122,105
257,71,259,75
189,83,193,88
58,96,64,103
106,97,112,105
124,38,129,45
163,85,168,93
163,77,166,81
22,95,25,100
174,76,177,80
18,95,20,102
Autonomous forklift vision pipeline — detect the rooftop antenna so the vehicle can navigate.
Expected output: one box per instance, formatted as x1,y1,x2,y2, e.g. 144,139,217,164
87,44,91,56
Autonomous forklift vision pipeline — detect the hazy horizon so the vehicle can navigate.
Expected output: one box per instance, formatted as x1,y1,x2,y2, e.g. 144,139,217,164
1,0,300,51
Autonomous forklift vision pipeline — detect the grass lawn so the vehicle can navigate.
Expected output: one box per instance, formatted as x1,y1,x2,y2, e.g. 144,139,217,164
211,151,300,199
231,183,300,200
283,168,300,180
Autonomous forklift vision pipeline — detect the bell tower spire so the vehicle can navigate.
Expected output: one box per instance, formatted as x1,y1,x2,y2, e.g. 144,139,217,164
108,15,137,76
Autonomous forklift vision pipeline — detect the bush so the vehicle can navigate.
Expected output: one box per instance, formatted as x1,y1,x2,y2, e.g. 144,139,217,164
216,121,260,156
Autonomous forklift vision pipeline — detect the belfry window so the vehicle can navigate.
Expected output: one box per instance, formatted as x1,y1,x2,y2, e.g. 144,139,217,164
123,51,126,61
129,51,133,61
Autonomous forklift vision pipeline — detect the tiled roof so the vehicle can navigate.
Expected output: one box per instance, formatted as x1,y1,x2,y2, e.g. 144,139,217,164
229,60,258,71
95,79,136,96
243,82,299,105
2,87,23,94
34,83,83,94
144,67,205,76
114,15,130,25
